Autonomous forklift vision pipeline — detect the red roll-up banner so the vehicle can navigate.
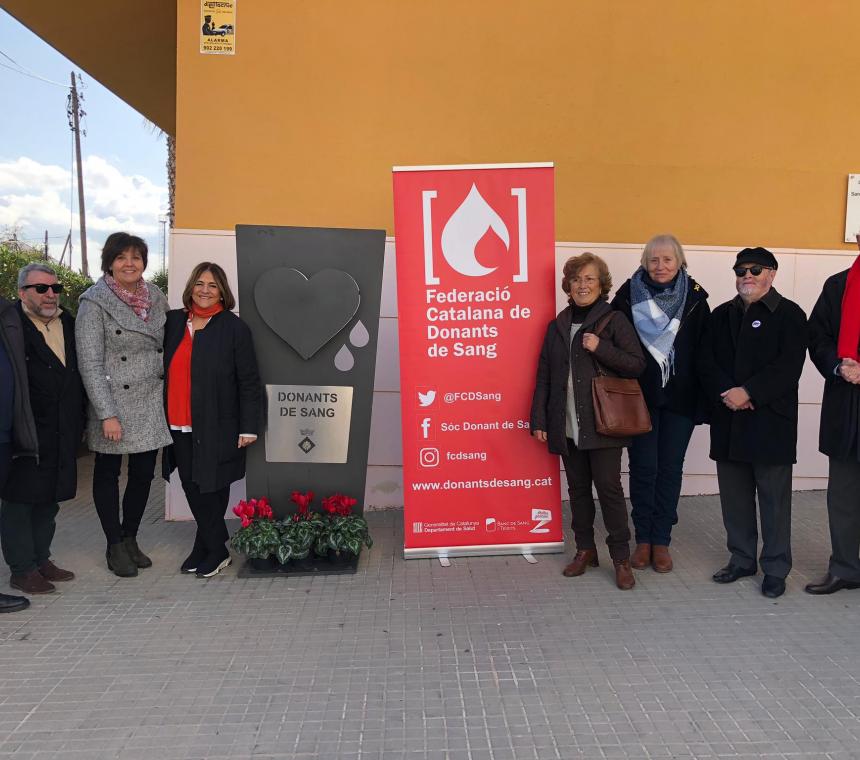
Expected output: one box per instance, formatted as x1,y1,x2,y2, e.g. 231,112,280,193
392,163,563,558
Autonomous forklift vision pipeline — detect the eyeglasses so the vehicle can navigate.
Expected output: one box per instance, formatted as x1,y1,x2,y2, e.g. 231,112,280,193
571,276,599,285
22,283,63,294
733,265,770,278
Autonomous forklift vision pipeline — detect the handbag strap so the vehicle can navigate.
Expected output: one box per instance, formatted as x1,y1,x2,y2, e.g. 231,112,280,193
592,311,615,337
587,310,615,377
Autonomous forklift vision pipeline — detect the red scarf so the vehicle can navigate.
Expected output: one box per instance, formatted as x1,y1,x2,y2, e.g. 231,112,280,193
838,254,860,362
166,304,224,428
190,303,225,319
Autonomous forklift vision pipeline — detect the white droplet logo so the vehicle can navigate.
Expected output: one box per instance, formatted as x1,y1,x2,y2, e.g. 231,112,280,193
334,344,354,371
349,320,369,348
440,183,510,277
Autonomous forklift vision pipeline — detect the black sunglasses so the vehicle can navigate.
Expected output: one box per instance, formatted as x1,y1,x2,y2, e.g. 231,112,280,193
733,265,770,277
22,283,64,294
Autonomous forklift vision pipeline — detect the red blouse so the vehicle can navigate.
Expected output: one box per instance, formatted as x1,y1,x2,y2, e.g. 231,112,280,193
166,304,224,429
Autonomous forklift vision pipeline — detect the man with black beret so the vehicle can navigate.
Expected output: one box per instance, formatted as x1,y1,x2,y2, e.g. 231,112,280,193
698,247,808,598
805,234,860,594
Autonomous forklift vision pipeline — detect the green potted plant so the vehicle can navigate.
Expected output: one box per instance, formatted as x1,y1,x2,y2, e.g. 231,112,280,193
322,494,373,563
231,491,372,573
230,497,279,570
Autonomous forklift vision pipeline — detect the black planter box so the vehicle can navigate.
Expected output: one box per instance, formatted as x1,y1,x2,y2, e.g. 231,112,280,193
237,552,359,578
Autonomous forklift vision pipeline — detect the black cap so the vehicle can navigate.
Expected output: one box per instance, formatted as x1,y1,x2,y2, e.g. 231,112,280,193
734,247,778,270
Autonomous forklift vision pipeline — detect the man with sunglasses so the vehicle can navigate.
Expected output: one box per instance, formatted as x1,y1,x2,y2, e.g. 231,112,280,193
0,263,85,596
699,247,808,598
805,234,860,594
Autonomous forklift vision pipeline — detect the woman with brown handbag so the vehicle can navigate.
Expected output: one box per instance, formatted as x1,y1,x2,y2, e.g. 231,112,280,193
530,253,646,589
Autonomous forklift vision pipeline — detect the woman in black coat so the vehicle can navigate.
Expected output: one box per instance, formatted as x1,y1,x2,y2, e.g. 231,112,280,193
163,263,261,578
611,234,709,573
530,253,646,590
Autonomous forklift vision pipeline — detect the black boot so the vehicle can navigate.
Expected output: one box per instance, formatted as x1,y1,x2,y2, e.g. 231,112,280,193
181,533,207,574
106,542,138,577
123,535,153,569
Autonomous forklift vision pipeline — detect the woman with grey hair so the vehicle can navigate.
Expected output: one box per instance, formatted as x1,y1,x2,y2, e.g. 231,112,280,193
610,234,710,573
76,232,172,577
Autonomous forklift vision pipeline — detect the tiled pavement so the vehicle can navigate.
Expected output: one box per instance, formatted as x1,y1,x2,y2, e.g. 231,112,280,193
1,456,859,759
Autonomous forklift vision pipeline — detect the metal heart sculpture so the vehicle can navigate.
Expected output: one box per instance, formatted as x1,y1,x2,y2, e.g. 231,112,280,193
254,267,361,360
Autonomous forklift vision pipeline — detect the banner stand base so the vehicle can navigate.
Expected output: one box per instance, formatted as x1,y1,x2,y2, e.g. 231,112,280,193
522,552,538,564
405,542,564,561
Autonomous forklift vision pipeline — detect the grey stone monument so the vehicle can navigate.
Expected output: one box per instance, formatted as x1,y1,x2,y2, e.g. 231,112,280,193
235,225,386,516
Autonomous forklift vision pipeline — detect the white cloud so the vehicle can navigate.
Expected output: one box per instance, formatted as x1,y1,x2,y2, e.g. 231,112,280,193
0,157,68,192
0,155,168,275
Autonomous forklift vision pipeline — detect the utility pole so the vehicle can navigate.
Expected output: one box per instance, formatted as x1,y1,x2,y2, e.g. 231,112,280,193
59,231,71,267
68,72,88,277
44,230,49,260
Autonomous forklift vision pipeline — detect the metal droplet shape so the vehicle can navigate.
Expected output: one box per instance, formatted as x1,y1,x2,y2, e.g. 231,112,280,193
334,343,354,371
349,319,369,348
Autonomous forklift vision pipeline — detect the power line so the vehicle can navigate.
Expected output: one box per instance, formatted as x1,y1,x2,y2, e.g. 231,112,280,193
0,50,70,88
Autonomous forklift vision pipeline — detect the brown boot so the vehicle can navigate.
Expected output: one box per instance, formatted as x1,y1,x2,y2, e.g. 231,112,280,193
652,545,673,573
562,549,598,577
10,569,56,595
630,543,651,569
614,559,635,590
38,560,75,582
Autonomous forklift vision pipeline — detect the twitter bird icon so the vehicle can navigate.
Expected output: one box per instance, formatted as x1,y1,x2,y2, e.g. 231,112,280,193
417,389,436,407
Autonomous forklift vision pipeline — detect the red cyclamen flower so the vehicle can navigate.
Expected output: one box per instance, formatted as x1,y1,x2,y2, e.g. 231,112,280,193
290,490,315,515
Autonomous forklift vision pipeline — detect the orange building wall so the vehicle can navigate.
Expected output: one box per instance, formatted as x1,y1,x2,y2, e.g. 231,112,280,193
175,1,860,249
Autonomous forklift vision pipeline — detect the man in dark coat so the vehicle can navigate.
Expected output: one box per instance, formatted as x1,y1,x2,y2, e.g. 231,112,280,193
805,235,860,594
0,263,86,595
0,295,36,612
698,247,808,599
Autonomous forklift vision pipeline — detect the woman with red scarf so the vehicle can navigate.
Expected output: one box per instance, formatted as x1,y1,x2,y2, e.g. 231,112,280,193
77,233,173,578
806,234,860,595
162,263,261,578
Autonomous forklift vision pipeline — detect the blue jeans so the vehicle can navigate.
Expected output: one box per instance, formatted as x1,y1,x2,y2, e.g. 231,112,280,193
628,408,695,546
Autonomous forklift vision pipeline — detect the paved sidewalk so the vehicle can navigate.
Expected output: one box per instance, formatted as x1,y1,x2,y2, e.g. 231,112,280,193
1,456,859,759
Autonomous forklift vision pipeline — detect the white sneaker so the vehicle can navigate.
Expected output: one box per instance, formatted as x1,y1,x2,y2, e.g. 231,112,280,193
195,555,232,578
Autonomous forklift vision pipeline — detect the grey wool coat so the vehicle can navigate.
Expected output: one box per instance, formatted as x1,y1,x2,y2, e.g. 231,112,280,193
75,277,172,454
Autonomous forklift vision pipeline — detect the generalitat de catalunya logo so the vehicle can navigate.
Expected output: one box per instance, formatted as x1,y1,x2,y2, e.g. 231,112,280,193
529,508,552,534
421,183,529,286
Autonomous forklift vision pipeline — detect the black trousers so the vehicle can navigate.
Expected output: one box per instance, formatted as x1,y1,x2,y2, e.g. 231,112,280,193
826,457,860,582
0,442,9,493
0,500,59,574
171,432,230,554
92,449,159,546
716,460,792,578
561,441,630,561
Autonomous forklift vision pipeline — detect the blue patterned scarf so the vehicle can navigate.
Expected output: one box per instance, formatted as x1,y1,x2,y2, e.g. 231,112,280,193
629,267,689,386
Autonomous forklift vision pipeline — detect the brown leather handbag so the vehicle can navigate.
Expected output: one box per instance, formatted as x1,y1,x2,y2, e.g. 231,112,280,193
590,313,652,437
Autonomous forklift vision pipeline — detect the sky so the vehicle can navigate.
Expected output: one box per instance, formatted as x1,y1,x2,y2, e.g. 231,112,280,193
0,10,169,276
